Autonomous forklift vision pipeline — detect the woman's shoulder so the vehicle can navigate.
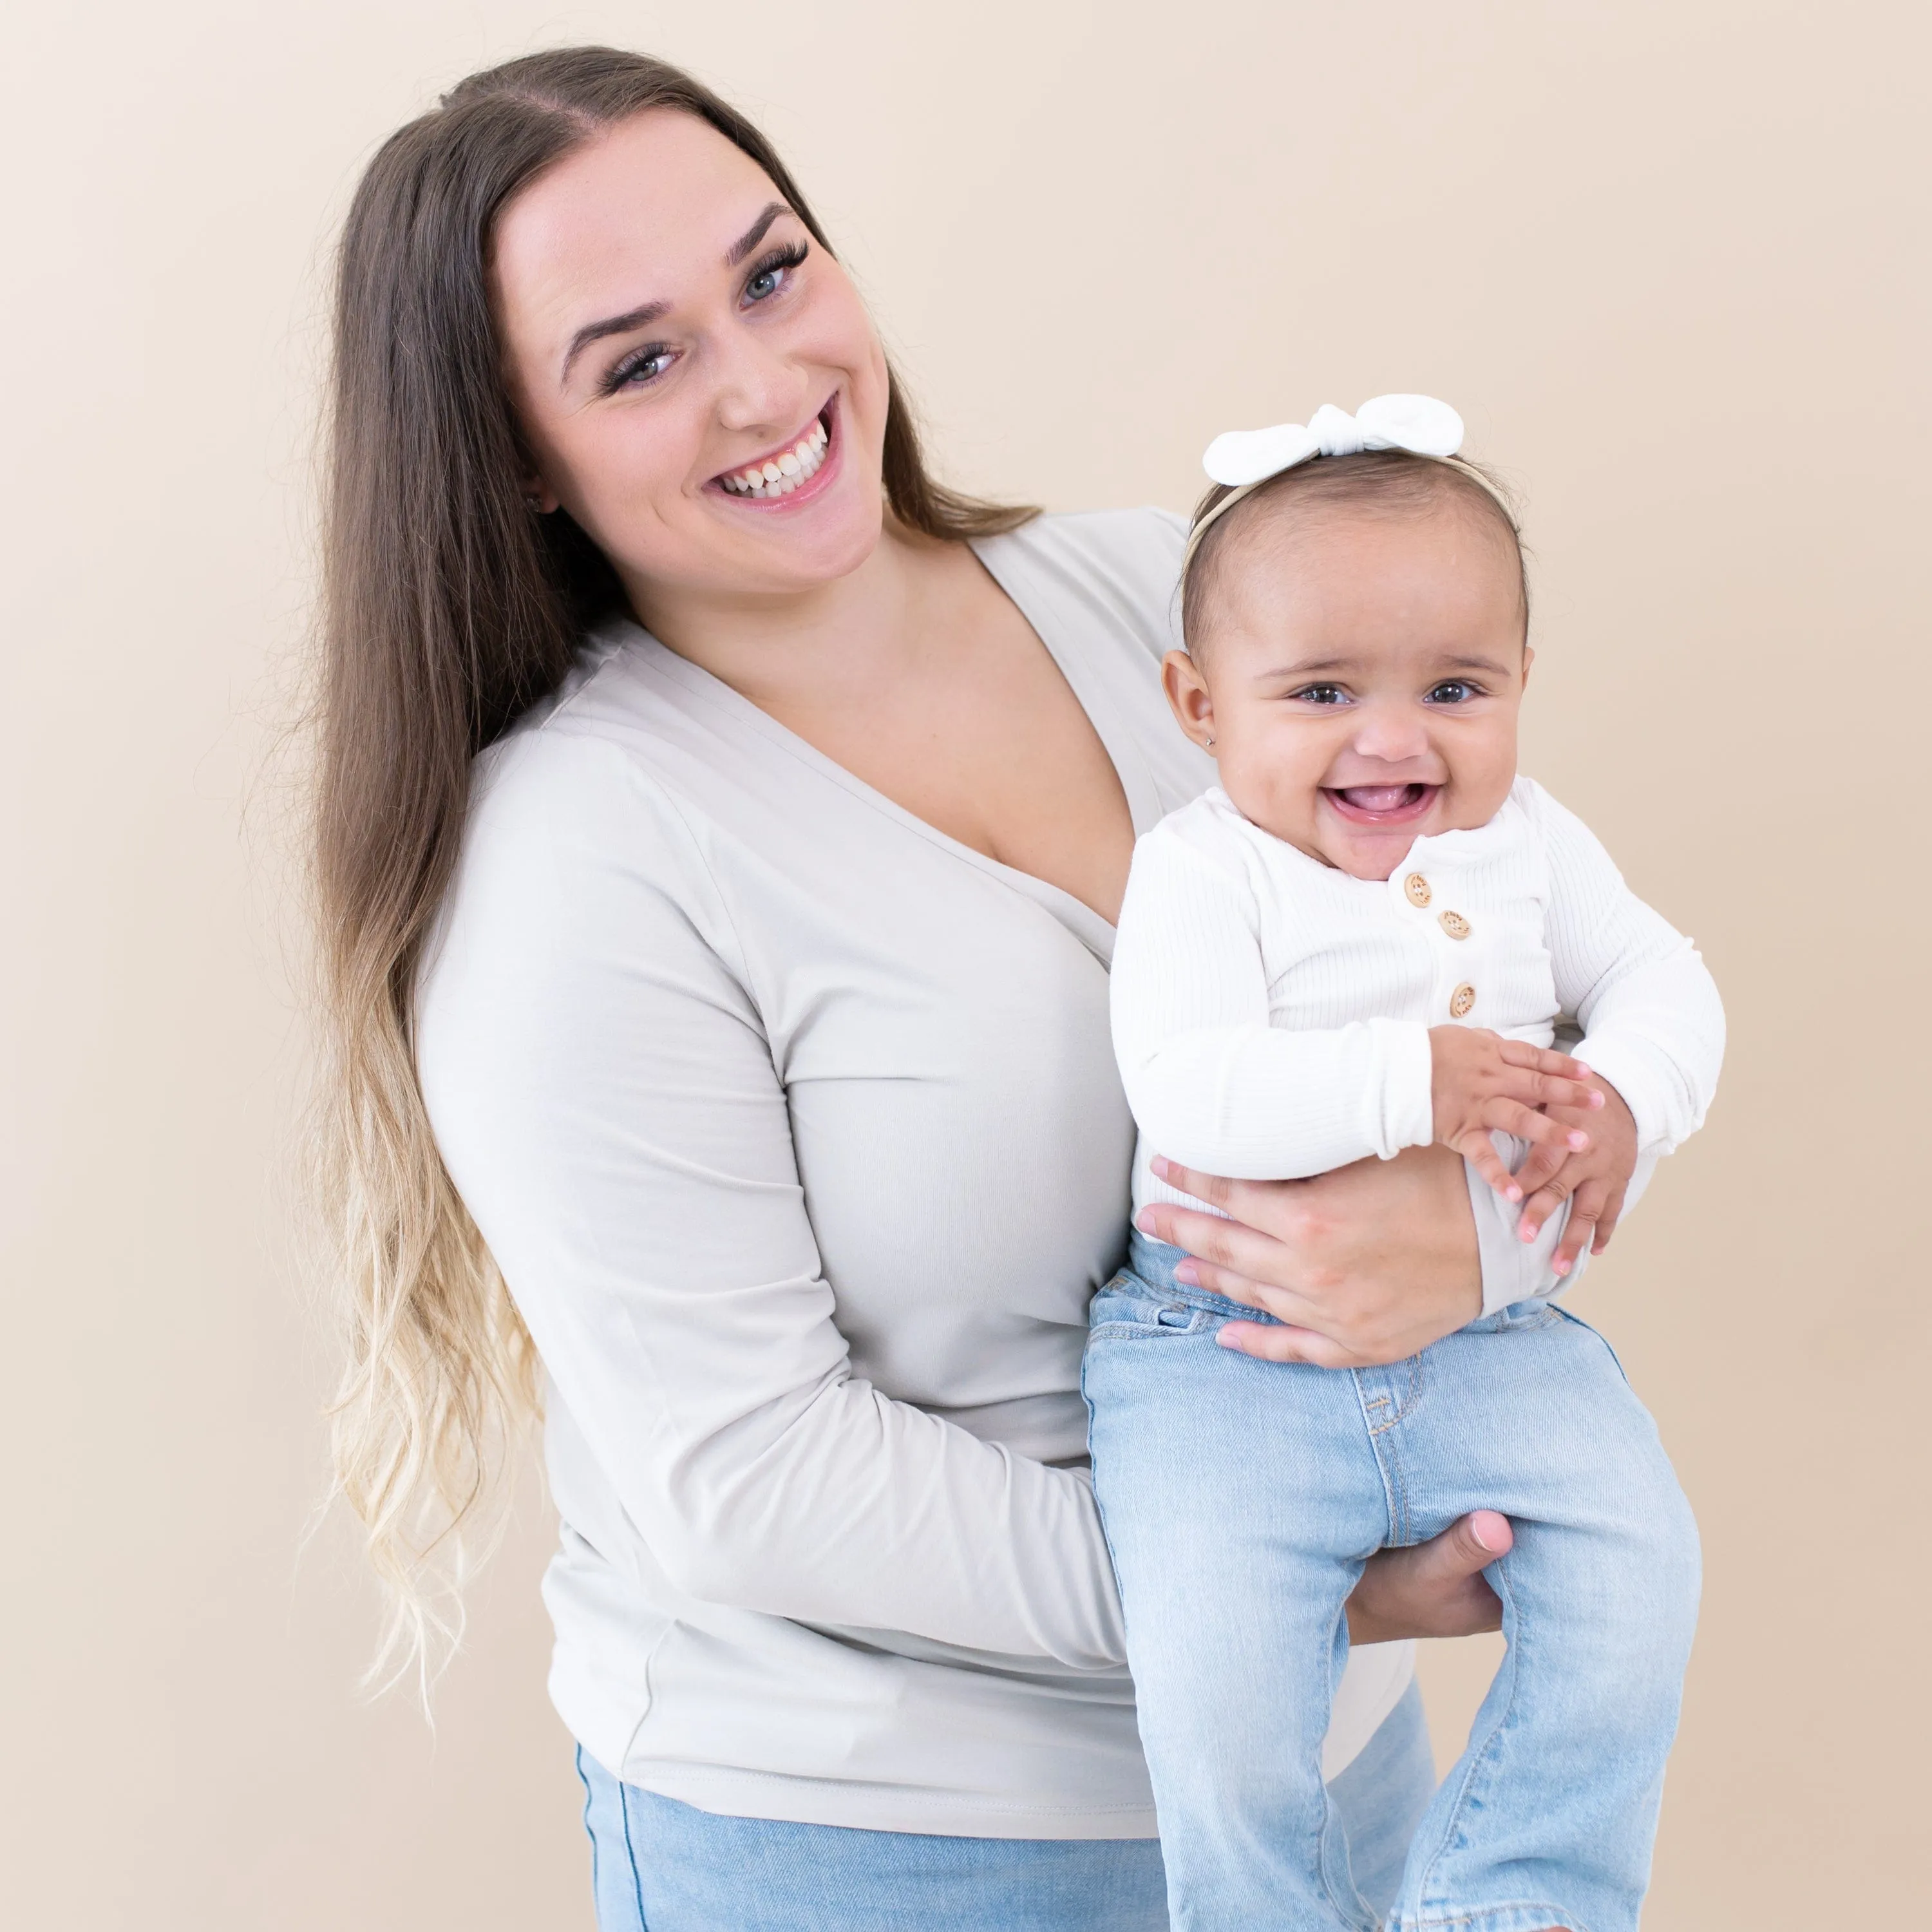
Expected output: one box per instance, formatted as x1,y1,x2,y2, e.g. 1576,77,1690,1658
447,627,744,918
471,618,767,820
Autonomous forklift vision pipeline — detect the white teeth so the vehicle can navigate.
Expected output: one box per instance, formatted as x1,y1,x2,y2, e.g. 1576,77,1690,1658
720,415,832,495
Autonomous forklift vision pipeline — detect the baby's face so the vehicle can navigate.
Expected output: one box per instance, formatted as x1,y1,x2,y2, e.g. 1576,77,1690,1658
1166,499,1530,881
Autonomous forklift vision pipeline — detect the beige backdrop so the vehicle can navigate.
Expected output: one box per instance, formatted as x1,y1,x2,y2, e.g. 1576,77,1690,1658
4,2,1926,1925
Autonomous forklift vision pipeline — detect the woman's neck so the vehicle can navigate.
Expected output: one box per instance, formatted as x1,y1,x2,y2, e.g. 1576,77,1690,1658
623,519,956,713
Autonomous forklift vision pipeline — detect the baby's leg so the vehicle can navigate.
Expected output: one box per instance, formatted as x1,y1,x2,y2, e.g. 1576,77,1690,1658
1084,1267,1394,1931
1378,1305,1701,1932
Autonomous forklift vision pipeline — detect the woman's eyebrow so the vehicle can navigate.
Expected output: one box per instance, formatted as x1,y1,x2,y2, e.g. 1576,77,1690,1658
724,200,793,266
558,203,797,386
562,299,670,384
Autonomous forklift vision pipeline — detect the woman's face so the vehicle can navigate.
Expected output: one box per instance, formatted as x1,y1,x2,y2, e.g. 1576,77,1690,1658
492,110,892,607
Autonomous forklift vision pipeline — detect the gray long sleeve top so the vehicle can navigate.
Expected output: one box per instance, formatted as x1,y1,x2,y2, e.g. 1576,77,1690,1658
415,508,1568,1837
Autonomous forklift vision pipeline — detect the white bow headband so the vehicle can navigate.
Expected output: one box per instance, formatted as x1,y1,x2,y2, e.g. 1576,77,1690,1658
1182,393,1508,577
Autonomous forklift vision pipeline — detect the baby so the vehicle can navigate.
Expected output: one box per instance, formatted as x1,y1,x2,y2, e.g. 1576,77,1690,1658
1088,397,1723,1932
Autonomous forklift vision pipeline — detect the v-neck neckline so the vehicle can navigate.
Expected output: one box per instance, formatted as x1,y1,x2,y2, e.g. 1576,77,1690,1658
612,527,1162,962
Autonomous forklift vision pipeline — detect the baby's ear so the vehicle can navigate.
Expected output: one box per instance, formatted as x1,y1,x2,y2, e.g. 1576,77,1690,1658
1162,649,1216,752
1519,643,1536,689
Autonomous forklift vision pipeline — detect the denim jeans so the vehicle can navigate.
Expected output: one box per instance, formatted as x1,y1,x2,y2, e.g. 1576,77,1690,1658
577,1676,1433,1931
1083,1235,1700,1932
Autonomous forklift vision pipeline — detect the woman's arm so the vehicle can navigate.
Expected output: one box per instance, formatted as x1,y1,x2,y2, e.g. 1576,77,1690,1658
416,732,1126,1670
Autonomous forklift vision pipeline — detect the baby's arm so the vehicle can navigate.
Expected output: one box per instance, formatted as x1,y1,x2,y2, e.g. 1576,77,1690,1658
1111,824,1597,1182
1514,783,1727,1269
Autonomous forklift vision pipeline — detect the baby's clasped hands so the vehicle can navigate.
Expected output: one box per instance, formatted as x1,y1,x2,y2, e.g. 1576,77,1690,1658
1430,1026,1604,1209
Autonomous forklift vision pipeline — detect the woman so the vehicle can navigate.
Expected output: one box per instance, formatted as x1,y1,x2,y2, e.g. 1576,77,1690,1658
316,48,1632,1931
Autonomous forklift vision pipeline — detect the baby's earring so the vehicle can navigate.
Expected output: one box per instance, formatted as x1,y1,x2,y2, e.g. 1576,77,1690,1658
1205,734,1216,750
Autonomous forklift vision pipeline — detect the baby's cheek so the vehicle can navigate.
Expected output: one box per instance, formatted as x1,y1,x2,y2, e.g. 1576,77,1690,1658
1218,744,1323,848
1443,716,1521,819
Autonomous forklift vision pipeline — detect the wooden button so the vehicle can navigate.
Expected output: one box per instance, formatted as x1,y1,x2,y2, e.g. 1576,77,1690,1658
1439,909,1472,940
1449,983,1477,1018
1403,872,1432,907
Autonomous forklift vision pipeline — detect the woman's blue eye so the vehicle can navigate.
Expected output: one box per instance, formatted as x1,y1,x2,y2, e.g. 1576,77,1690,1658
1426,680,1479,704
605,347,675,393
744,242,810,306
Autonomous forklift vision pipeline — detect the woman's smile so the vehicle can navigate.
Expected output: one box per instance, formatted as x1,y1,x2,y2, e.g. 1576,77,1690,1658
713,393,840,505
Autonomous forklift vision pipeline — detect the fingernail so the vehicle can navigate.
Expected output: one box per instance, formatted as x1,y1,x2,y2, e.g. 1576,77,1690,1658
1213,1327,1242,1350
1134,1209,1156,1233
1567,1131,1589,1150
1470,1518,1500,1553
1150,1155,1170,1180
1588,1089,1605,1107
1552,1256,1571,1275
1505,1184,1522,1202
1175,1260,1198,1285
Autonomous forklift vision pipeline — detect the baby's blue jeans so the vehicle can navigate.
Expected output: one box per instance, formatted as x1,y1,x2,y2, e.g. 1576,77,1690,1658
1083,1235,1700,1932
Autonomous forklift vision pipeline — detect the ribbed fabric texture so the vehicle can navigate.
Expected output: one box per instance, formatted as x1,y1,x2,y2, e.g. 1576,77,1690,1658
1112,779,1724,1224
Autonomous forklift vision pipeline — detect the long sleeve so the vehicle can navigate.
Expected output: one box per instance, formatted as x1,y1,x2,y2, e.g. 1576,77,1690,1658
1529,783,1725,1157
415,732,1127,1672
1110,824,1435,1176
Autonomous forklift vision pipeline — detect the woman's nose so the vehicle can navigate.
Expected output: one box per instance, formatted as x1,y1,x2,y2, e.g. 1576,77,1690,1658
710,325,810,437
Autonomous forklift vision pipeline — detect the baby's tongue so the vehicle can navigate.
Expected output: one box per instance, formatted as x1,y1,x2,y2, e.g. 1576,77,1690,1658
1337,784,1415,813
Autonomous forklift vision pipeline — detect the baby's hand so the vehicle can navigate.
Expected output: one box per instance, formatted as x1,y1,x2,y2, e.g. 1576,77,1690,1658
1510,1083,1638,1278
1429,1027,1605,1205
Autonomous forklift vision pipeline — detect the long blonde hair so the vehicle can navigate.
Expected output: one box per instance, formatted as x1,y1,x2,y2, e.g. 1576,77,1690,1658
315,46,1034,1694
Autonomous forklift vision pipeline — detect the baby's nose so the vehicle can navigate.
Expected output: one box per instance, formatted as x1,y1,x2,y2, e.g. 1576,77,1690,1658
1349,713,1432,762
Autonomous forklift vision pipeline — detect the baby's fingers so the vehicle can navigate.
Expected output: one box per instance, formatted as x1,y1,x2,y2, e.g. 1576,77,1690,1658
1552,1177,1610,1278
1457,1130,1524,1203
1591,1179,1629,1255
1517,1168,1575,1244
1482,1098,1591,1157
1511,1136,1571,1199
1496,1042,1605,1111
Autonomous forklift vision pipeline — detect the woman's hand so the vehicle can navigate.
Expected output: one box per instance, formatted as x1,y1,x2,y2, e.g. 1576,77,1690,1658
1135,1142,1484,1367
1345,1511,1511,1643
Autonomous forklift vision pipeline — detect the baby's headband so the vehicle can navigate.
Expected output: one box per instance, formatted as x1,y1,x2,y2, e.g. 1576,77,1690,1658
1180,393,1512,580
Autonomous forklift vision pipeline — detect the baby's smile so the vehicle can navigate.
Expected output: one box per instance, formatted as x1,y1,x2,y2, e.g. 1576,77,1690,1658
1322,781,1443,826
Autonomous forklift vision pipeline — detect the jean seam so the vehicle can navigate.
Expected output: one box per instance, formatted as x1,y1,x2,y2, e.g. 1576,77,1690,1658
576,1748,603,1918
1394,1909,1587,1931
1552,1305,1631,1385
1353,1369,1410,1547
617,1765,650,1931
1409,1557,1526,1917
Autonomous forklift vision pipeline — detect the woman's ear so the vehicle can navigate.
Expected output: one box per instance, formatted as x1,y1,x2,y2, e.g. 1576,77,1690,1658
1161,649,1217,753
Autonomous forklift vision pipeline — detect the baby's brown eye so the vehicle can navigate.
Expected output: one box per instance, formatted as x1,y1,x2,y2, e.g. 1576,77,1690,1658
1427,681,1477,704
1294,685,1349,705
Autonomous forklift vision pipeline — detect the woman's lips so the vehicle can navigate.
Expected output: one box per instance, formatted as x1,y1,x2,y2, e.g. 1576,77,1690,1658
1322,782,1441,824
712,395,842,509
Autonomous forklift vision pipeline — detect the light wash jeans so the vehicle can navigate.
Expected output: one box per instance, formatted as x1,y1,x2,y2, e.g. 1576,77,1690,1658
577,1678,1434,1931
1083,1235,1700,1932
